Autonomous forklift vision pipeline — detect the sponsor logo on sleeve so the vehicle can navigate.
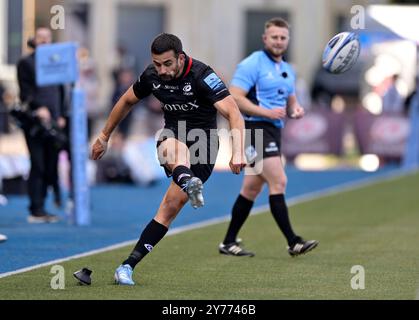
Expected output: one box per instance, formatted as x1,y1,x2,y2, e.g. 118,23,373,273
204,72,224,91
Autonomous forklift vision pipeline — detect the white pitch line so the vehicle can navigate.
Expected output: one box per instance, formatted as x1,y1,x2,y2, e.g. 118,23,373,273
0,240,136,279
0,168,416,279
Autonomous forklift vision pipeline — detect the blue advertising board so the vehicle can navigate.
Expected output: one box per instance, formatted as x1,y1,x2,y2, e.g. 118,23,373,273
36,42,79,86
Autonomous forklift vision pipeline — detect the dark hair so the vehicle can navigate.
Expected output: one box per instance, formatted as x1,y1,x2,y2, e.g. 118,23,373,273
151,33,183,56
265,17,290,30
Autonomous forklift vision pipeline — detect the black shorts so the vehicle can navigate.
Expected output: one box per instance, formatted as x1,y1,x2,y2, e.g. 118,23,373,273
156,127,219,183
244,121,281,165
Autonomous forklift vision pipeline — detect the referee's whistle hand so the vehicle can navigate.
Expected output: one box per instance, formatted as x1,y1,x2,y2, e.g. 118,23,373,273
229,158,246,175
265,107,286,120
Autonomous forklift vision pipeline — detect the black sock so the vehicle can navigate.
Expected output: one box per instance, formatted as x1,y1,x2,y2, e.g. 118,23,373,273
172,165,195,192
269,194,300,246
223,194,254,244
123,219,168,269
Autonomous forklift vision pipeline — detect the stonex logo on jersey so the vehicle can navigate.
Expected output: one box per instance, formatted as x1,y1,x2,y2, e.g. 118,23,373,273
163,100,200,112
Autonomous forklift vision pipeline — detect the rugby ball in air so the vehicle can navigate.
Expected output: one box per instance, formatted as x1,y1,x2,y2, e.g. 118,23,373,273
322,32,360,74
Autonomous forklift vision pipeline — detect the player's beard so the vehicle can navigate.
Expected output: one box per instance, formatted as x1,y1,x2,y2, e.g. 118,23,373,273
160,72,175,81
160,61,181,81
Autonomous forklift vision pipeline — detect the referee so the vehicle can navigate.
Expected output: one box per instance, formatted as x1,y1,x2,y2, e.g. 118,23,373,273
219,18,318,257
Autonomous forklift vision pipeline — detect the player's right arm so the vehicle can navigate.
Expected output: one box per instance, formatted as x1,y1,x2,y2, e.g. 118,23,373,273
91,86,139,160
230,54,286,120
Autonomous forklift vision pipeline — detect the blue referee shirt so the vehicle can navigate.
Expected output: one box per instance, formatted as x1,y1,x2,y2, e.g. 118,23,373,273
231,50,296,128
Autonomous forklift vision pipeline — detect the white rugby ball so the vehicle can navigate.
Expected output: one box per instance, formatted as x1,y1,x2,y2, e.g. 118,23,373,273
322,32,360,74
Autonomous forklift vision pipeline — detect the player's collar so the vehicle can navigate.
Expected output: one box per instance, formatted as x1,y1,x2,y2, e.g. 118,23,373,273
177,52,193,79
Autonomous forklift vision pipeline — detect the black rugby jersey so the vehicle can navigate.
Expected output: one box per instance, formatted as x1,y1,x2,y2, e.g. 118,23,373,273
132,54,230,130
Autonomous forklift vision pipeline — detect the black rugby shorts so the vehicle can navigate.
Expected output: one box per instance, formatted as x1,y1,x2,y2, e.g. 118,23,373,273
156,127,219,183
244,121,281,166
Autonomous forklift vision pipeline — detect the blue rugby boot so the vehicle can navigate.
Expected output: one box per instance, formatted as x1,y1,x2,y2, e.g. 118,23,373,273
114,264,135,285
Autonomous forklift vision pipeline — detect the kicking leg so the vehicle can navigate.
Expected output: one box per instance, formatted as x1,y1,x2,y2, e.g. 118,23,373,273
158,138,204,208
115,182,188,285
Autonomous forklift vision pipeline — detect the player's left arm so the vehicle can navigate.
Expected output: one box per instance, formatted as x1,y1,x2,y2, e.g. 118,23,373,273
286,94,305,119
286,68,305,119
214,96,246,174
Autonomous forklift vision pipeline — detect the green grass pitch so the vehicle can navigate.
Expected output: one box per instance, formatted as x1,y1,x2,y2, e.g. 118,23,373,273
1,172,418,300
